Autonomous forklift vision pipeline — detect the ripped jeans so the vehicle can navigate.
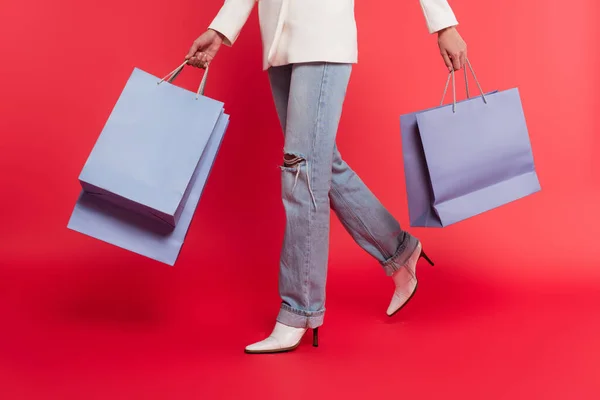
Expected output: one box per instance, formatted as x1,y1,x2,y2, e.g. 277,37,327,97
268,63,419,329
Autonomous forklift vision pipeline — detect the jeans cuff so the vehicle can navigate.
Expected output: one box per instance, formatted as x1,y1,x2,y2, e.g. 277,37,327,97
277,303,325,329
381,233,419,276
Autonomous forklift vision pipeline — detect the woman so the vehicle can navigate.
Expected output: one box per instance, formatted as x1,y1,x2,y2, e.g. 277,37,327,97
186,0,467,354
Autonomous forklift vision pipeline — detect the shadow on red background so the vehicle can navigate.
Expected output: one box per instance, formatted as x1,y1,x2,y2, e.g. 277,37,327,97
1,0,600,398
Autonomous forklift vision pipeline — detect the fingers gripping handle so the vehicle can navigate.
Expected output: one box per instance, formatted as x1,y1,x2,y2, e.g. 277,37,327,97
158,60,210,99
440,58,487,113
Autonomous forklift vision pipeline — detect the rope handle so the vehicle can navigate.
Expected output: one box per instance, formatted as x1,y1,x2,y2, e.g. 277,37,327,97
440,58,487,113
157,60,209,99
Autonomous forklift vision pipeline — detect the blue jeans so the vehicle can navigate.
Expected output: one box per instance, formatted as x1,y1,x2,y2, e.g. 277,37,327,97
268,63,419,329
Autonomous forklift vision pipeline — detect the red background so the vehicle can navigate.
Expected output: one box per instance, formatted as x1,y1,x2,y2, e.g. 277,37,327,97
1,0,600,398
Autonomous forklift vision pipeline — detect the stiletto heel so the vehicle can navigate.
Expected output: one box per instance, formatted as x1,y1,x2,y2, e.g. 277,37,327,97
312,327,319,347
420,250,434,266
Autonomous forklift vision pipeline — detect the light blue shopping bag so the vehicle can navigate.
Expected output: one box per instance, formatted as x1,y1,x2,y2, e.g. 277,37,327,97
68,62,230,265
79,63,224,228
68,113,229,266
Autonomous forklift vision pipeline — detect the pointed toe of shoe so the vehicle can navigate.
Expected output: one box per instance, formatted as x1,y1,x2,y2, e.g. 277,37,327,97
386,292,408,316
244,323,310,354
387,283,418,317
244,337,281,353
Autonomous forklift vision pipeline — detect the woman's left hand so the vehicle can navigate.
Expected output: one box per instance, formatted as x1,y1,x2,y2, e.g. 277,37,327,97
437,27,467,71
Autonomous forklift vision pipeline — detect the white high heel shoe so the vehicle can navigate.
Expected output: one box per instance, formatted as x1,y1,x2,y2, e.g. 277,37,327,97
386,242,434,317
244,322,319,354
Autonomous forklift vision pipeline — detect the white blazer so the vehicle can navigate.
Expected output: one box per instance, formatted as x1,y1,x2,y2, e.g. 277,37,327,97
209,0,458,70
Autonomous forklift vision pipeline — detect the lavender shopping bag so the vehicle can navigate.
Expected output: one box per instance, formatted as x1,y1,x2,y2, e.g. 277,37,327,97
79,63,224,228
68,112,229,266
68,62,230,265
400,62,540,227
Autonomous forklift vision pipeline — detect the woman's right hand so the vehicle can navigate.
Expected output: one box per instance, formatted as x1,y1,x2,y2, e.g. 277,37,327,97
186,29,225,68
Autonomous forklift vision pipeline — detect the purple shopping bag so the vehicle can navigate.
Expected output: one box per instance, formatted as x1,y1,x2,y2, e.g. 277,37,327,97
400,61,540,227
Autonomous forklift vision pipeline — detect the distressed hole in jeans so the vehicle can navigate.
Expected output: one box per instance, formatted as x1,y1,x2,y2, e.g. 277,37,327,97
283,153,305,168
281,153,317,209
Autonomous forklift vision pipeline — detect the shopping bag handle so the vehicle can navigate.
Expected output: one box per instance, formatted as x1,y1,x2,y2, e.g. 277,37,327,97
440,58,487,113
157,60,209,100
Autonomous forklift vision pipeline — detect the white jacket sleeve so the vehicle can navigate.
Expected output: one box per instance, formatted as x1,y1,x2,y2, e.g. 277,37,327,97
208,0,256,46
419,0,459,34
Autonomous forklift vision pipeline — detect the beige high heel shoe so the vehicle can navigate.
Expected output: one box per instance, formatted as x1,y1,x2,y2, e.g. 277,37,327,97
386,242,434,317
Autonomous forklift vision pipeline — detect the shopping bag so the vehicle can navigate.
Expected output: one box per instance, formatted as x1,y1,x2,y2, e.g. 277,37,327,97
67,111,230,266
79,62,224,228
400,61,540,227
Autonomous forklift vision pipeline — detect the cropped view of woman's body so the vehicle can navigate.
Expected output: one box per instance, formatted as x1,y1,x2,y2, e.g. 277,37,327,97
186,0,468,354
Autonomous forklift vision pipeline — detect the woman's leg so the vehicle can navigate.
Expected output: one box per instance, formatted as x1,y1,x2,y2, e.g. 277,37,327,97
330,148,419,276
245,63,351,353
274,62,351,329
328,149,425,317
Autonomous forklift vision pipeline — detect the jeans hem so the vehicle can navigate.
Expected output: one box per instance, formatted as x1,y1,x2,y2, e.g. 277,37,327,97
277,304,325,329
381,234,419,276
